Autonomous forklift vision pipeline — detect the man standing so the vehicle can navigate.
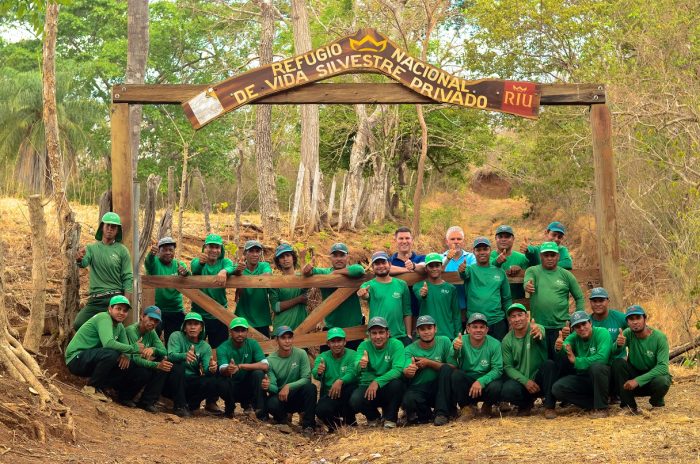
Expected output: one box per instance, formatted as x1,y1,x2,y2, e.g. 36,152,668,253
389,227,426,333
269,244,308,331
144,237,190,344
414,253,460,339
350,317,406,429
441,226,475,329
402,315,454,426
490,225,530,300
233,240,273,337
552,311,612,417
611,305,672,413
524,242,584,359
313,328,358,431
520,221,573,270
500,303,558,418
459,237,512,341
74,212,133,330
451,313,503,419
263,326,317,436
357,252,412,346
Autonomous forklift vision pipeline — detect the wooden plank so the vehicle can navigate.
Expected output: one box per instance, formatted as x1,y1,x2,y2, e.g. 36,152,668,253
259,325,367,353
114,82,604,106
294,288,357,335
590,104,623,307
142,287,155,310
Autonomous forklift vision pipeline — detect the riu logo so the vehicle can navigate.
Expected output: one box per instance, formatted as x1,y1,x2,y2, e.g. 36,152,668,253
384,354,391,362
480,359,489,367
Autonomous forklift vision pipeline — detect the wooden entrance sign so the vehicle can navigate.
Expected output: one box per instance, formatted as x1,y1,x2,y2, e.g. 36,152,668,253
182,28,541,129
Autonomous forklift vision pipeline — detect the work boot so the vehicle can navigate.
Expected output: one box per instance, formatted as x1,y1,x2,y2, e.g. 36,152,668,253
457,405,478,422
137,402,158,413
590,409,609,419
173,407,192,418
82,386,112,403
544,408,557,420
205,401,223,415
480,403,495,418
433,415,449,426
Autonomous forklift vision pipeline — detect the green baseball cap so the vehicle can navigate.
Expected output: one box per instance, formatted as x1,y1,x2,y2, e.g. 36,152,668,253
424,252,443,265
275,243,294,258
570,310,590,327
416,315,436,327
329,243,349,254
244,240,263,251
540,241,559,254
326,327,346,340
143,305,162,321
109,294,130,308
95,212,123,242
184,312,204,323
506,303,528,315
467,313,488,325
547,221,566,234
625,305,646,318
204,234,224,246
495,225,514,236
589,287,609,299
367,316,389,329
229,317,249,330
275,325,294,337
473,236,491,248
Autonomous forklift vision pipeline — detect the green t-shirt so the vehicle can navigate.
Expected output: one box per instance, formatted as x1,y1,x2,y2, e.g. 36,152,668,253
215,337,266,381
266,347,310,393
234,262,273,328
190,257,235,319
490,250,530,299
312,348,357,396
354,338,405,387
501,325,548,385
144,253,189,312
523,265,584,329
269,283,308,331
125,323,167,369
525,244,573,270
167,330,213,377
454,334,503,386
413,281,460,339
78,241,133,295
560,326,612,371
460,264,512,325
590,310,628,360
614,328,670,387
360,278,411,338
312,265,365,328
65,312,140,364
402,336,455,385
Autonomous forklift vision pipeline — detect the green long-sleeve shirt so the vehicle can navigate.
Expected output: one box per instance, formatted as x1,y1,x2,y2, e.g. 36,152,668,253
490,250,530,299
525,244,573,270
269,283,307,330
233,262,273,328
501,324,548,385
413,281,461,339
78,241,133,295
312,265,365,328
190,257,235,319
266,347,310,393
591,310,628,360
125,323,167,369
460,264,512,325
454,334,503,386
524,265,584,329
65,312,140,364
360,278,411,338
402,336,455,385
144,254,189,312
216,337,266,381
312,348,357,396
354,338,405,387
614,328,670,387
167,331,213,377
560,326,612,371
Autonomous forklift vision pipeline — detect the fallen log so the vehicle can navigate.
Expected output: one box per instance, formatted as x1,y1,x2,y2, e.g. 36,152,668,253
669,335,700,361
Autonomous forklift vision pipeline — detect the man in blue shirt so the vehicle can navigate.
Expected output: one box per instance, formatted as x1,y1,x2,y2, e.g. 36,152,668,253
389,227,425,335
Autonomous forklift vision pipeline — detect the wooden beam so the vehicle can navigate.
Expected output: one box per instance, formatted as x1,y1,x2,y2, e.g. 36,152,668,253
142,287,155,309
590,104,623,307
113,83,604,106
259,325,367,353
294,288,357,335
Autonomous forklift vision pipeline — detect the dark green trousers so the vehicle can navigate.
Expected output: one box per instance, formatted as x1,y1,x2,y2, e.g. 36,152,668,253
552,363,610,410
402,364,453,420
611,358,671,408
74,294,119,330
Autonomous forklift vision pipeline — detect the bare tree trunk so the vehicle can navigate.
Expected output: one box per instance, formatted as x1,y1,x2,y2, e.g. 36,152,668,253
126,0,149,176
24,195,47,354
138,174,161,267
176,145,189,260
192,168,211,234
234,150,243,245
350,179,365,230
337,171,347,228
411,104,429,237
98,189,112,219
167,166,176,211
289,160,305,236
327,174,337,222
157,165,176,239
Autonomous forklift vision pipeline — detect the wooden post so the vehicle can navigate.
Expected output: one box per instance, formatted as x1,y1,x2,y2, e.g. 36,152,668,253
590,103,623,307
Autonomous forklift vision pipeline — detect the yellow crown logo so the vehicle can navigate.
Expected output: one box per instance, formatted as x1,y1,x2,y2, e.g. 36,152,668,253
349,34,387,52
512,85,529,92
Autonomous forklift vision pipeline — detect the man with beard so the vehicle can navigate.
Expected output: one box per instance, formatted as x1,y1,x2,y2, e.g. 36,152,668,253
414,253,460,339
144,237,190,344
611,305,672,413
313,328,358,431
269,244,308,331
402,315,455,426
520,221,573,270
357,252,412,346
389,227,426,334
350,317,406,429
490,225,530,300
74,212,133,330
588,287,627,401
441,226,475,330
233,240,273,337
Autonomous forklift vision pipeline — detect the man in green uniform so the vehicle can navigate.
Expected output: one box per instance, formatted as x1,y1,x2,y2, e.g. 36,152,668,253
269,244,308,331
216,317,269,419
65,295,147,405
414,253,460,339
313,327,358,431
190,234,234,349
357,252,412,346
451,313,503,419
74,212,133,330
350,317,406,429
263,326,317,435
402,315,455,426
552,311,612,417
303,242,366,349
144,237,190,344
458,237,512,341
167,312,233,415
490,225,530,300
233,240,273,337
611,305,672,413
524,241,584,359
500,303,558,418
520,221,573,270
588,286,627,401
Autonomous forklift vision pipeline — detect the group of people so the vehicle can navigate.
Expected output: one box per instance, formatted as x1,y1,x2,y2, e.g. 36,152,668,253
64,213,672,435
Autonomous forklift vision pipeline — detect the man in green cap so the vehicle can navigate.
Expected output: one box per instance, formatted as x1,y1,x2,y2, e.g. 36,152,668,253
269,244,308,331
74,212,134,330
414,253,460,339
65,295,148,405
303,242,366,349
520,221,573,270
216,317,269,419
233,240,273,337
490,225,530,300
458,237,512,341
263,326,317,436
524,241,584,359
402,315,455,426
500,303,558,418
450,313,503,419
552,311,612,417
611,305,672,413
313,327,358,431
350,317,406,429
